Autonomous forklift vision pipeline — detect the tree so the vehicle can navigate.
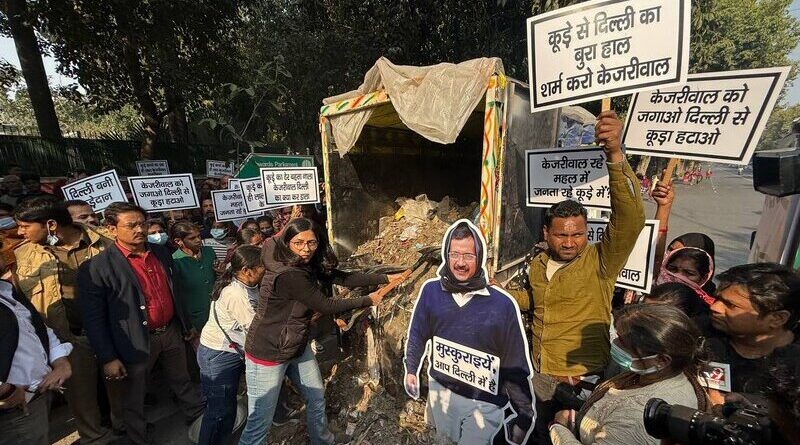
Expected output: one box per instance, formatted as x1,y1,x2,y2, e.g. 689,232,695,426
36,0,244,157
0,58,19,91
758,103,800,151
1,0,62,140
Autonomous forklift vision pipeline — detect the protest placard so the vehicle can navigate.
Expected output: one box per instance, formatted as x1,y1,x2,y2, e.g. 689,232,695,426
431,336,501,395
622,67,791,165
210,189,262,222
128,173,199,212
236,154,315,179
239,177,281,213
587,219,659,293
526,0,690,112
62,170,127,212
206,160,235,178
526,148,610,209
135,160,170,176
228,179,240,191
260,167,320,206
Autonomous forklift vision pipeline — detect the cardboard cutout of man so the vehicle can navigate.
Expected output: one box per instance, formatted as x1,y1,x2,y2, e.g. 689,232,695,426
404,219,535,445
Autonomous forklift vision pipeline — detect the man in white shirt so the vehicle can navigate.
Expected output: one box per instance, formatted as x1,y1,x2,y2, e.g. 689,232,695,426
0,243,73,445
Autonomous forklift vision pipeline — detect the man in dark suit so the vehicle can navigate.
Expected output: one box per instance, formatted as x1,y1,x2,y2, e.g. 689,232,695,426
78,202,204,445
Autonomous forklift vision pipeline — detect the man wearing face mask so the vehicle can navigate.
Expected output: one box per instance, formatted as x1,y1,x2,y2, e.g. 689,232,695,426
12,197,122,444
404,220,535,445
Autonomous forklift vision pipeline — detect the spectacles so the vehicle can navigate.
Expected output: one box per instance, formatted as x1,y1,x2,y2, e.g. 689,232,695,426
448,252,477,262
291,240,319,250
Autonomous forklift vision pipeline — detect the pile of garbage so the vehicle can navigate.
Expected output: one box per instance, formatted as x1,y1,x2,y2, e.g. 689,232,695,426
350,194,477,267
271,195,478,444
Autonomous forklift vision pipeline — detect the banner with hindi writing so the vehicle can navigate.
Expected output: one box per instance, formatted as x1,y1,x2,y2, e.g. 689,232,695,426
239,177,281,214
260,167,320,206
527,0,690,112
622,67,791,165
206,160,235,178
526,147,610,209
62,170,127,212
588,219,659,293
211,189,262,222
128,174,199,212
431,336,501,395
135,160,170,176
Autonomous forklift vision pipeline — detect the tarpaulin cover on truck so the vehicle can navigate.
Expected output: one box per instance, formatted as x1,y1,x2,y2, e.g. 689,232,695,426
323,57,504,156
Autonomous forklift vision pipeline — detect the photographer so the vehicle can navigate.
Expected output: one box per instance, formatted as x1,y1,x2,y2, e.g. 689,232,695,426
706,263,800,397
550,304,708,445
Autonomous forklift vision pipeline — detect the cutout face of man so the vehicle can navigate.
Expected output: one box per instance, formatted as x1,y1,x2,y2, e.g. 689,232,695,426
448,236,478,282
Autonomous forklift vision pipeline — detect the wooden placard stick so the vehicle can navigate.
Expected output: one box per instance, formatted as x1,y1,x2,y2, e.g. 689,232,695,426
661,158,679,185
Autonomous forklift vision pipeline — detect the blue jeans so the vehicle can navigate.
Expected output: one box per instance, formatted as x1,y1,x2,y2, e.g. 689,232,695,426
237,345,333,445
197,344,245,445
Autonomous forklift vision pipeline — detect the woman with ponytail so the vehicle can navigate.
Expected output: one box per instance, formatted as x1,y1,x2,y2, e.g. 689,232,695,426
196,245,264,445
550,304,709,445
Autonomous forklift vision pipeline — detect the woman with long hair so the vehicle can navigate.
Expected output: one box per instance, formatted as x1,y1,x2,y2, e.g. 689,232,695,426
238,218,402,445
197,245,265,445
550,304,709,445
655,246,716,306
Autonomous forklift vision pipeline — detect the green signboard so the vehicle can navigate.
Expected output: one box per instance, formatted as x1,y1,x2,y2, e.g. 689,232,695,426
235,154,315,179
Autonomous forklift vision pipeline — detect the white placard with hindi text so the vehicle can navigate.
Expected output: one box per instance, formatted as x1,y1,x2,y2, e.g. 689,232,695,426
210,189,262,222
587,219,659,293
228,179,240,191
239,177,281,214
260,167,320,206
526,147,610,210
622,67,791,165
431,336,501,395
206,160,235,178
62,170,127,212
527,0,690,112
128,173,199,212
135,160,170,176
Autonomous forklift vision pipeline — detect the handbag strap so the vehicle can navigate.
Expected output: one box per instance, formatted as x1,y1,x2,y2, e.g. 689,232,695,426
212,301,245,358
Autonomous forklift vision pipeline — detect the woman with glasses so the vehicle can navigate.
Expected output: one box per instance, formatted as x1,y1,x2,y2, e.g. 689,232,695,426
238,218,403,445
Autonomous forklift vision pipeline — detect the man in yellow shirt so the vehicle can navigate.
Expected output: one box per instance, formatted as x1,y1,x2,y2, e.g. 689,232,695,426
506,110,645,443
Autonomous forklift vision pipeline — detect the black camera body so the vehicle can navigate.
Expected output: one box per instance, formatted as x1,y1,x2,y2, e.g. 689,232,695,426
643,398,776,445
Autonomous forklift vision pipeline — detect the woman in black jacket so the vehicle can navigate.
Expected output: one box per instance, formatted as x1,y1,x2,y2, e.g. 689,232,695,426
238,218,401,445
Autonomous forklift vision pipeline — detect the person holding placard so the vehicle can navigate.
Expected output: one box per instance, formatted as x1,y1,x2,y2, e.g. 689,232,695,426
503,110,644,443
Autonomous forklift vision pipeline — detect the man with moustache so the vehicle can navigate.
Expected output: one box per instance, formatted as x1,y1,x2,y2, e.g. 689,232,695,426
505,110,645,443
404,220,534,445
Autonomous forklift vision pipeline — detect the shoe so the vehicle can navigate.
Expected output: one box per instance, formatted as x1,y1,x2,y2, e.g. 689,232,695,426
272,401,301,427
310,339,325,354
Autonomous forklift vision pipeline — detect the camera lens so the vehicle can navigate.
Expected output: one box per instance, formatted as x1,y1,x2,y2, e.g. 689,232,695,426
644,398,672,439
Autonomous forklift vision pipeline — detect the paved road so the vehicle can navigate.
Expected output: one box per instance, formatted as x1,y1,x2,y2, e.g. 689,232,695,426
643,164,765,274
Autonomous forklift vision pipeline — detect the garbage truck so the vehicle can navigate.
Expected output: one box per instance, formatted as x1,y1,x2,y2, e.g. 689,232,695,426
317,57,596,278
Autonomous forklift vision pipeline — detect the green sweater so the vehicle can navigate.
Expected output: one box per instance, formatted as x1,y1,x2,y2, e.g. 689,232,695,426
172,246,216,331
509,161,645,376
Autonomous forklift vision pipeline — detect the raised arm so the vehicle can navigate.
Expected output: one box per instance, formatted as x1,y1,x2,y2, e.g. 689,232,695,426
651,182,675,281
595,110,646,279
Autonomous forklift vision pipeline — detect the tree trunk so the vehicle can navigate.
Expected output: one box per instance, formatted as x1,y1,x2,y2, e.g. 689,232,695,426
635,156,651,176
166,98,189,144
3,0,62,141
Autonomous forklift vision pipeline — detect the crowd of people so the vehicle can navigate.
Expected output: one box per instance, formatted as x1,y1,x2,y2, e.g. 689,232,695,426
0,110,798,445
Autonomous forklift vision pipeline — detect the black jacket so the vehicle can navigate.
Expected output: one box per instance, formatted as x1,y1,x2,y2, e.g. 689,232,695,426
245,238,387,362
77,243,190,365
0,281,51,383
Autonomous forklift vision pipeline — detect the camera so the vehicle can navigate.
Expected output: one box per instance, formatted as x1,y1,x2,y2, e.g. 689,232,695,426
643,398,777,445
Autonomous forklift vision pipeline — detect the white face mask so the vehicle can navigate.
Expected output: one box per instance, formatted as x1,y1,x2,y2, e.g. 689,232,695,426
629,356,668,375
46,221,59,246
147,233,169,245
